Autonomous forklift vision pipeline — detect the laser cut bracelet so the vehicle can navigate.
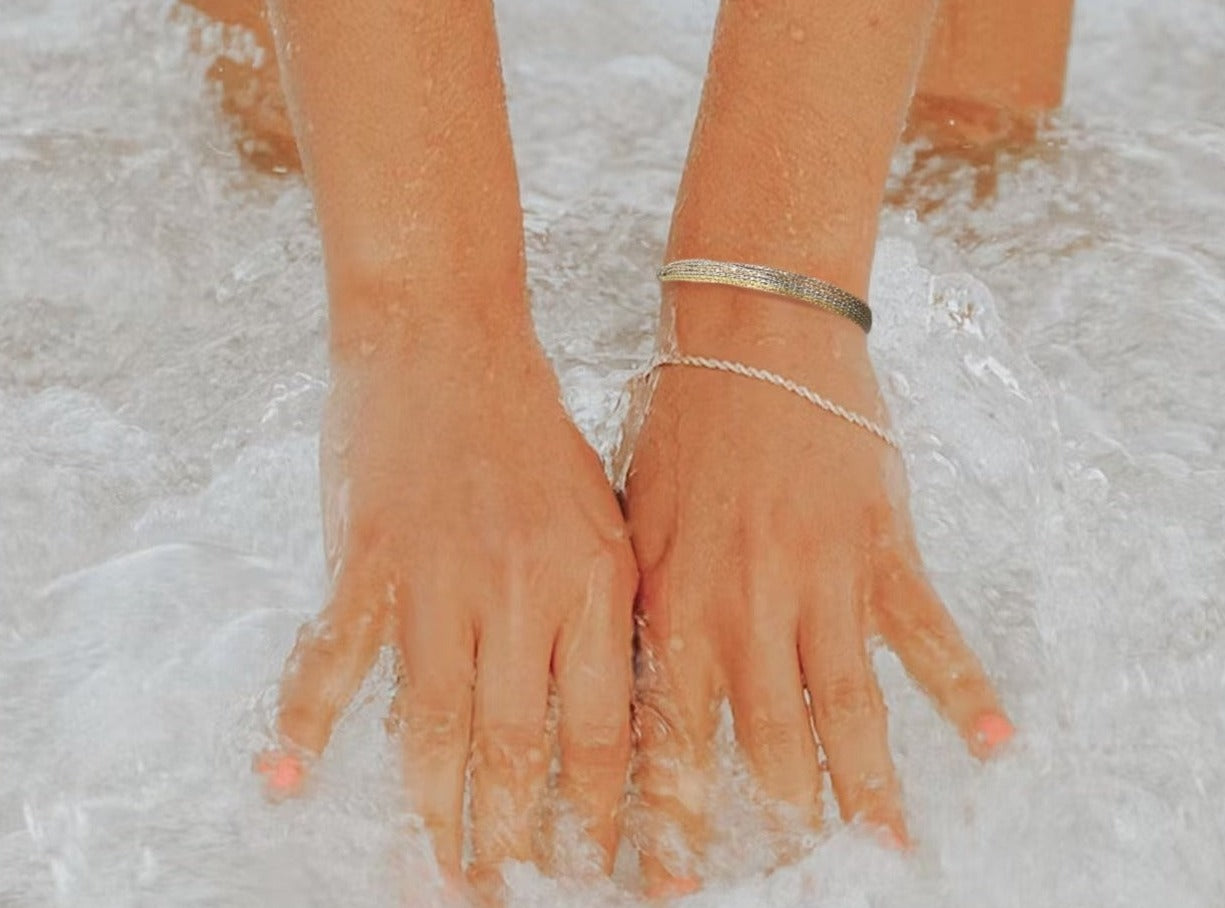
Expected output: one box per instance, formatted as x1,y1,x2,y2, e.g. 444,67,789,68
658,258,873,333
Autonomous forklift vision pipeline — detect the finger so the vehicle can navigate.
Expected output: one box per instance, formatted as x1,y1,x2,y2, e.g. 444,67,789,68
874,564,1013,759
553,552,636,873
270,572,387,773
725,619,823,830
468,608,554,887
632,588,719,897
391,596,476,878
800,567,907,846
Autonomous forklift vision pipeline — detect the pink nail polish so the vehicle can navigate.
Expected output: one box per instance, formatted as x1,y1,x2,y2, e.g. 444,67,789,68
973,713,1015,754
256,752,305,793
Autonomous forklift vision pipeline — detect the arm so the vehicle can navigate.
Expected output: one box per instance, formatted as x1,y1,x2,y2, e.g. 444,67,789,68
264,0,530,352
255,0,636,892
625,0,1015,893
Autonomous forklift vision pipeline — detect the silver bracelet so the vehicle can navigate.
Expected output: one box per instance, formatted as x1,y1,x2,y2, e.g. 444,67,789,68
658,258,873,333
648,352,900,449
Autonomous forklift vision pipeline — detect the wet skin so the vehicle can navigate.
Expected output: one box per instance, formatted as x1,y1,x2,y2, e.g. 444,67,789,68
184,0,1070,896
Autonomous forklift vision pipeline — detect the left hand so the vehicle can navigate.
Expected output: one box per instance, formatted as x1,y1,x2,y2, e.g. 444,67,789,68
620,295,1014,893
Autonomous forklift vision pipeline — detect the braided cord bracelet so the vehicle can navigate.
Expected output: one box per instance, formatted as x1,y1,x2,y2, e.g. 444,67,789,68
649,352,900,450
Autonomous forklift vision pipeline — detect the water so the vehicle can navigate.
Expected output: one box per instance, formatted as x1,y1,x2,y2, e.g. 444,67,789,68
2,0,1223,904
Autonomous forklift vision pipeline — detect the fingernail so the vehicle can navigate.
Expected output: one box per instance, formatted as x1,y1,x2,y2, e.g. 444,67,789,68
648,877,701,900
972,712,1015,755
255,751,306,795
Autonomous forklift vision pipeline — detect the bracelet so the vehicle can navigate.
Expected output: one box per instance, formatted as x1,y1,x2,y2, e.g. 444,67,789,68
658,259,873,334
648,352,900,449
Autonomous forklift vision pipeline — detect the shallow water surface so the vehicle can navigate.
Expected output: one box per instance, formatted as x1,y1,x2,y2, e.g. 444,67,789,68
2,0,1224,905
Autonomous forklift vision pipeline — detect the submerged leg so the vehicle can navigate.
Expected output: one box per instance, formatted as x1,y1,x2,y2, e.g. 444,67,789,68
909,0,1075,147
182,0,299,173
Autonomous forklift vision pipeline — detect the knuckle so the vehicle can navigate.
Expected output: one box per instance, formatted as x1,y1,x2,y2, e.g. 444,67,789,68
742,715,810,767
395,707,468,755
810,674,882,731
632,759,708,826
472,721,548,776
563,721,631,774
881,593,928,636
292,613,374,668
841,771,901,816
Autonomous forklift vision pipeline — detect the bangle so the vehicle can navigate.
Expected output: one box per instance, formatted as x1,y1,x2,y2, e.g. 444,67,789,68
658,259,873,333
648,352,900,449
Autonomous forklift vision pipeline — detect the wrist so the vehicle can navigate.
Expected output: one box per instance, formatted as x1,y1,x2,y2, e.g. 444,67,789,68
665,279,868,360
325,320,560,454
661,281,884,419
330,310,544,378
327,263,538,370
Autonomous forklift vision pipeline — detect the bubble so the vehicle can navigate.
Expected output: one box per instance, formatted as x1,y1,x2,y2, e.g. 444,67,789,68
4,0,1224,905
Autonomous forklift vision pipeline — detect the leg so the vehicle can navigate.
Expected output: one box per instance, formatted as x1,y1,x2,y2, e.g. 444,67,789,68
181,0,299,173
182,0,269,32
908,0,1075,148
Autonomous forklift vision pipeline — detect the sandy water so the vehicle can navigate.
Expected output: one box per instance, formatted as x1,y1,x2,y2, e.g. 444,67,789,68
2,0,1223,904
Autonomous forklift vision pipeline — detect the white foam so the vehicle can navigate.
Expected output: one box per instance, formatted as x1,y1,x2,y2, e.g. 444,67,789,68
3,0,1223,904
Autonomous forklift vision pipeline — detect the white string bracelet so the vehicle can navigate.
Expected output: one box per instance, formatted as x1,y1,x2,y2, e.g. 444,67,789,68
648,352,901,450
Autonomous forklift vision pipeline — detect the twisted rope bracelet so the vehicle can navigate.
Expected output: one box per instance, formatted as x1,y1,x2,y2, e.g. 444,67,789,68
647,352,900,450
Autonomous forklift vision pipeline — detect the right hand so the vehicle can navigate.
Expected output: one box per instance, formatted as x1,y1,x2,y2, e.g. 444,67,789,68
257,334,638,893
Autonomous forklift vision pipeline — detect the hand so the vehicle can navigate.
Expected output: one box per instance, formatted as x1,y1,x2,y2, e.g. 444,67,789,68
621,296,1013,893
257,337,637,893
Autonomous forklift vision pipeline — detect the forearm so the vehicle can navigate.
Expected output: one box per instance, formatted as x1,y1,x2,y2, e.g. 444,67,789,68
663,0,938,389
668,0,938,299
265,0,531,359
658,0,940,420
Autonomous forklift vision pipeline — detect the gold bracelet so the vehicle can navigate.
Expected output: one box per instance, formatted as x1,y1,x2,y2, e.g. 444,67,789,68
658,258,873,333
